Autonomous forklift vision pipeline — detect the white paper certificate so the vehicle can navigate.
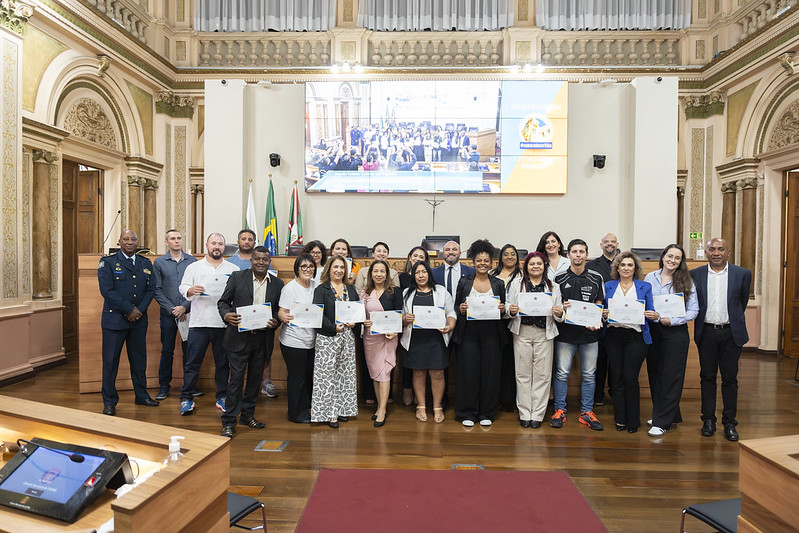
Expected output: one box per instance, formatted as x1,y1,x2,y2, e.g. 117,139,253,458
335,300,366,324
608,299,645,325
466,295,500,320
201,273,229,297
564,300,603,329
369,310,403,334
289,303,323,328
653,293,686,318
517,292,553,317
176,316,190,341
236,303,272,332
413,305,446,329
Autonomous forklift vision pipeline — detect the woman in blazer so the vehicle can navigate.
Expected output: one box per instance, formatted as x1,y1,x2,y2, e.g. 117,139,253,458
311,254,360,428
360,260,403,427
602,251,659,433
453,239,507,427
506,251,565,428
397,245,430,405
400,261,456,423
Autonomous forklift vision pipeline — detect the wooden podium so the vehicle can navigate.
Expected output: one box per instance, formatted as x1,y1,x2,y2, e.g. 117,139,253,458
0,396,230,532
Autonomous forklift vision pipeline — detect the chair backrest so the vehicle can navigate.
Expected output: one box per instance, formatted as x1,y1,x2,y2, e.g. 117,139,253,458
350,245,370,258
288,245,304,256
681,498,740,533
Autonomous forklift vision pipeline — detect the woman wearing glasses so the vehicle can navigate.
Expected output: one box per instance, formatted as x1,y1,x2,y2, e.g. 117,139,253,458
302,240,327,284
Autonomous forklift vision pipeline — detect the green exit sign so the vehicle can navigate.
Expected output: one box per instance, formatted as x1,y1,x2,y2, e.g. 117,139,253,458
689,232,703,240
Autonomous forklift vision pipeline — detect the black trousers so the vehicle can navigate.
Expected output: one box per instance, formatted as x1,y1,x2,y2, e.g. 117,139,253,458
697,325,741,426
498,326,516,407
158,313,188,387
594,338,610,403
281,343,314,422
221,332,272,426
605,327,648,429
650,323,688,428
102,326,149,406
454,322,502,422
356,335,375,402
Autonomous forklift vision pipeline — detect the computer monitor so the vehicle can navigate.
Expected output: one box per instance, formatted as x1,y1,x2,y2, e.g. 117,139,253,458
0,438,133,523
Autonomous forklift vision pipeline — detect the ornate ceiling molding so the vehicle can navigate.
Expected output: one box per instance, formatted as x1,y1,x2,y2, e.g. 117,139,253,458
155,90,194,119
683,91,725,120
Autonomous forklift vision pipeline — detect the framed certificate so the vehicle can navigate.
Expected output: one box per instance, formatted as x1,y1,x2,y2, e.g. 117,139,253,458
236,303,272,332
369,310,403,334
608,299,645,326
652,293,685,318
563,300,603,329
517,292,553,317
335,301,366,324
412,305,446,329
466,295,500,320
289,303,324,328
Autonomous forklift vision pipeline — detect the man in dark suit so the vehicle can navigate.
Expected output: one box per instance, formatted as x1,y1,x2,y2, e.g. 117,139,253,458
97,230,158,415
690,237,751,442
432,240,475,300
217,246,284,438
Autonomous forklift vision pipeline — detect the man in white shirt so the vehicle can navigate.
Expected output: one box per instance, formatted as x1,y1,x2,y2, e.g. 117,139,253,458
690,238,751,442
178,233,239,416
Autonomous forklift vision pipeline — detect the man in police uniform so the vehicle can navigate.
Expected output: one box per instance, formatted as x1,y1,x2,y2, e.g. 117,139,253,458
98,230,158,415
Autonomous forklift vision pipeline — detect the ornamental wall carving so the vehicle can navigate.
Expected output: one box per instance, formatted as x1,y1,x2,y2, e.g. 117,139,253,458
768,100,799,151
62,98,118,149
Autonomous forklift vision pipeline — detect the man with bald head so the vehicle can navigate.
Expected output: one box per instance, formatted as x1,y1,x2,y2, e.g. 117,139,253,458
97,230,158,415
432,240,475,297
690,237,751,442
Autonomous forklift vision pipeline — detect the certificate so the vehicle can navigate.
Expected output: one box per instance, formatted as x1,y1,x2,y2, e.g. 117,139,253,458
176,316,190,341
517,292,553,317
608,299,645,325
653,293,686,318
466,295,500,320
236,303,272,332
201,273,229,297
289,303,324,328
412,305,446,329
564,300,603,329
335,300,366,324
369,310,403,334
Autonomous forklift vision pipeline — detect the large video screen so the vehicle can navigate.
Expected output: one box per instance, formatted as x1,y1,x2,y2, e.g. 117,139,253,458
304,80,568,194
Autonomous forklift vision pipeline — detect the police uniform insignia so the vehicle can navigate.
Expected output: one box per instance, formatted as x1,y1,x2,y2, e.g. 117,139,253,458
143,268,152,275
98,261,105,268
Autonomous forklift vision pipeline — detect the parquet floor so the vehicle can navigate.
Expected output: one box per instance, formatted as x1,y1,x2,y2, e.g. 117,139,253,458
2,351,797,532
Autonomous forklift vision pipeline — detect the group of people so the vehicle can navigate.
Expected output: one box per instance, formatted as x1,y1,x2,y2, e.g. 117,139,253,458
98,228,750,442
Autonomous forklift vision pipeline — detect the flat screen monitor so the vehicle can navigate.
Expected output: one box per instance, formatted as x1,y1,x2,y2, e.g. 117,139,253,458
0,438,133,523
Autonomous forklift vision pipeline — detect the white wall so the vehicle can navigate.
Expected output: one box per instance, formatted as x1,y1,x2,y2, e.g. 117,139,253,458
206,80,677,258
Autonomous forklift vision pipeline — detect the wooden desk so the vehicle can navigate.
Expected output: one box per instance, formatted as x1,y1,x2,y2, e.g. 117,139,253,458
0,395,230,532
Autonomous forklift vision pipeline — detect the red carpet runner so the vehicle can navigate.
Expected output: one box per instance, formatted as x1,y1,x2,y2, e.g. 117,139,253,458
297,469,607,532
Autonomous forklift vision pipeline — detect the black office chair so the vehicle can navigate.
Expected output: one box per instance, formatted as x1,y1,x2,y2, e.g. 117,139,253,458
287,245,304,256
680,497,739,533
228,491,267,530
351,245,370,258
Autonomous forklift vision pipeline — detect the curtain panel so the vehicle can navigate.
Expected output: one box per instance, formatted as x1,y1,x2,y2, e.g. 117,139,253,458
536,0,692,30
195,0,336,32
358,0,514,31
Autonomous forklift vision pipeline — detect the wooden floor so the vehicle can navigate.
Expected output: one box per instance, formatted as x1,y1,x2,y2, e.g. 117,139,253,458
2,352,797,532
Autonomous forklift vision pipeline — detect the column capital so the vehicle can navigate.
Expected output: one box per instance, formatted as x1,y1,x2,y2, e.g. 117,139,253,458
155,91,195,119
737,177,758,190
143,178,159,190
192,184,204,194
127,175,145,186
31,149,57,164
683,90,725,120
677,185,685,197
717,157,760,186
721,182,738,194
0,0,34,34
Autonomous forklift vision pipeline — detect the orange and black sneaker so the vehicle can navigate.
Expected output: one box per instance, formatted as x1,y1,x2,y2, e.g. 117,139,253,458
550,409,566,428
579,411,604,431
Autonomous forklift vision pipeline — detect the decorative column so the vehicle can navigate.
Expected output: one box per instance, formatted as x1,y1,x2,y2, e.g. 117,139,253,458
143,179,158,251
720,181,737,256
31,149,57,299
738,177,758,297
127,176,143,238
676,169,687,248
192,184,204,253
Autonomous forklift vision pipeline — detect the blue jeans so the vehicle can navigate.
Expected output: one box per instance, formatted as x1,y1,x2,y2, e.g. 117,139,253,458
553,340,598,414
181,327,228,401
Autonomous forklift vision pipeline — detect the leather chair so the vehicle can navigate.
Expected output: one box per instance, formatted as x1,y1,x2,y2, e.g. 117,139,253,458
680,497,740,533
228,491,267,531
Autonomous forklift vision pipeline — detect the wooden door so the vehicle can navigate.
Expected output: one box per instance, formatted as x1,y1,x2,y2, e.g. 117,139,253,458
62,160,102,357
785,170,799,356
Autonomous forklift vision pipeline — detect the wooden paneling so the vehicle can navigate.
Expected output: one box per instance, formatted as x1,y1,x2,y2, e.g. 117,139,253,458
784,171,799,356
62,159,78,357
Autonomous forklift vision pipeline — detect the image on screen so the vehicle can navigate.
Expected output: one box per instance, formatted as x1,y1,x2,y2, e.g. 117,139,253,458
304,80,568,194
0,446,106,504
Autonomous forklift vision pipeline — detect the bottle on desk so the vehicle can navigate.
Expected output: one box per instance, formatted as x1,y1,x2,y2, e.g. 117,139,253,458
163,436,184,466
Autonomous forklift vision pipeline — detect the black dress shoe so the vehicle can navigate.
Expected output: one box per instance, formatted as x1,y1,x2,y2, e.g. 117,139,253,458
102,405,115,416
616,424,627,432
627,427,638,434
701,419,716,436
371,414,378,421
519,419,531,428
328,421,339,428
374,415,387,428
530,421,542,429
290,416,311,424
221,426,235,438
242,418,265,429
135,398,160,407
337,416,349,422
724,424,739,442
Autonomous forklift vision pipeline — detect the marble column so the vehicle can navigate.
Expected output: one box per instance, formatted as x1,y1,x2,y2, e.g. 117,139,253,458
143,179,158,251
192,184,204,253
721,181,737,257
738,177,757,297
32,149,56,299
676,185,685,248
127,176,143,238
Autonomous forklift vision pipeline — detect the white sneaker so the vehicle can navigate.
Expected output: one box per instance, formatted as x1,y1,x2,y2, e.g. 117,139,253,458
646,419,653,426
479,419,492,426
462,419,475,427
648,426,667,437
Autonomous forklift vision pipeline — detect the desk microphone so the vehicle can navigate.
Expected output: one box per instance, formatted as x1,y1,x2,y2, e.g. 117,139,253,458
17,439,85,463
102,209,123,251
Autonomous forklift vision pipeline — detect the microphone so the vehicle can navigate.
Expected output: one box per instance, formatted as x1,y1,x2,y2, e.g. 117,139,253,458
102,210,123,251
17,439,85,463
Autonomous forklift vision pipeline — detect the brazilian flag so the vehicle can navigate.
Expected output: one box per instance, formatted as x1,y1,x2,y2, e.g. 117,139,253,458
263,180,277,256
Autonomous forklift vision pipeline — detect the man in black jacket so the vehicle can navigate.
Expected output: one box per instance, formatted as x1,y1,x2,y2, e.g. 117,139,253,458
217,247,284,438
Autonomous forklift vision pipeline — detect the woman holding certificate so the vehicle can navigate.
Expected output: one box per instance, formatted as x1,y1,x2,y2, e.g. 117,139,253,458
360,260,403,427
506,252,565,428
490,244,523,411
644,244,699,437
277,253,318,424
453,239,507,427
536,231,569,281
398,246,430,406
602,251,659,433
400,262,456,423
311,255,361,428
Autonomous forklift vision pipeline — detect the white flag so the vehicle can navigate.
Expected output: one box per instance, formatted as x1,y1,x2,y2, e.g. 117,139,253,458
246,182,259,244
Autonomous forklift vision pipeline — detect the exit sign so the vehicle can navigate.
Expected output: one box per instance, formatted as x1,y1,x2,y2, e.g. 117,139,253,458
689,232,703,240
